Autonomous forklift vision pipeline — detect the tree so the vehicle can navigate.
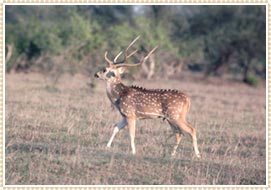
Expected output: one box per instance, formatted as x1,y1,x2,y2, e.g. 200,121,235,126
200,6,265,84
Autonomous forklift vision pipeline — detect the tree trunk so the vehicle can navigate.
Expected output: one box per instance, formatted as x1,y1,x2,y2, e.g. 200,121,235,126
5,44,13,64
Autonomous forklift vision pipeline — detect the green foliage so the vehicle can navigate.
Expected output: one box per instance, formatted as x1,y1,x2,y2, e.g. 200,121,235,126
244,74,261,87
59,12,91,46
5,5,266,85
201,6,265,80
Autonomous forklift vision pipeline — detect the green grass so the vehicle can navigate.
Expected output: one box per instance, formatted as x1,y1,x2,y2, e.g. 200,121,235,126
5,73,266,185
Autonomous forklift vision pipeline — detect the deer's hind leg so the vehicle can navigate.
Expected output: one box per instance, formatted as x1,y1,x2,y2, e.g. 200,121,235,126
168,118,201,158
168,121,184,156
107,117,127,148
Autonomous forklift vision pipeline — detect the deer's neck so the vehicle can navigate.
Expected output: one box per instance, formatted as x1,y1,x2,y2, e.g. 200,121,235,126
106,81,127,105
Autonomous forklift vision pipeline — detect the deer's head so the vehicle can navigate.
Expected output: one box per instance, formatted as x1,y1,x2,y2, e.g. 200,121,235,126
94,36,158,82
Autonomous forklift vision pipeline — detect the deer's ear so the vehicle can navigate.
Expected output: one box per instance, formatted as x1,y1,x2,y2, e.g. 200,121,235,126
117,67,126,74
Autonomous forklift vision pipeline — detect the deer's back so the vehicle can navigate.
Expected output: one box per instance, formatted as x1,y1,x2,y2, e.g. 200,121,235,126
119,86,190,119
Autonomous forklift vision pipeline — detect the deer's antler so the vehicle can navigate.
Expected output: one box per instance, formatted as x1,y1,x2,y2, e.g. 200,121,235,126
113,35,140,64
115,46,158,68
104,36,158,68
104,36,140,67
104,51,114,67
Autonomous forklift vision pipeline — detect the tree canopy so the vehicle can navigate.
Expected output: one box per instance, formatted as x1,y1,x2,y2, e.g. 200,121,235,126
5,5,266,85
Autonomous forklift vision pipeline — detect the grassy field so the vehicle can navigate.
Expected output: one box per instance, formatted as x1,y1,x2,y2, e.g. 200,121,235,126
5,73,266,185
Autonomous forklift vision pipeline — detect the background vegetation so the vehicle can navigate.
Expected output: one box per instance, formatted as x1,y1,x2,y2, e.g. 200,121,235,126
5,5,266,85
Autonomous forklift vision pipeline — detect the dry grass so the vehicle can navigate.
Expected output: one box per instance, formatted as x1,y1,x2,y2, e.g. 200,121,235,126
5,73,266,185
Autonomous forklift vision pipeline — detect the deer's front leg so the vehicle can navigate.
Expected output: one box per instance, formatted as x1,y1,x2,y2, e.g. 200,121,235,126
107,117,127,148
127,117,136,154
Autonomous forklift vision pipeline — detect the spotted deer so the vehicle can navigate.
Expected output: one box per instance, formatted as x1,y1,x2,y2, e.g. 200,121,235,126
94,36,201,158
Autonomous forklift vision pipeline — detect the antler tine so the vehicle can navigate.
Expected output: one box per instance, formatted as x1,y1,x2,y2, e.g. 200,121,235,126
114,48,138,64
104,51,114,67
114,51,123,63
125,35,141,54
115,46,159,68
104,36,141,66
114,36,141,64
114,48,138,63
127,48,138,58
140,45,159,64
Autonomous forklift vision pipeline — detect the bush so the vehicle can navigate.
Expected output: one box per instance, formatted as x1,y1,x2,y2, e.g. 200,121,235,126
244,74,261,87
